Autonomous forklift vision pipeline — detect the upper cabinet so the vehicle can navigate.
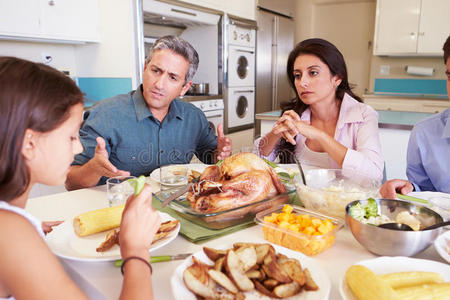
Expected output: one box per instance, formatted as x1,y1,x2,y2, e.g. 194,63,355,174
0,0,100,43
176,0,256,20
373,0,450,56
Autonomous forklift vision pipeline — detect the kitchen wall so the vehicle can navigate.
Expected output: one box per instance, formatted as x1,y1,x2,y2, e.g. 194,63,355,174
0,0,138,105
292,0,446,96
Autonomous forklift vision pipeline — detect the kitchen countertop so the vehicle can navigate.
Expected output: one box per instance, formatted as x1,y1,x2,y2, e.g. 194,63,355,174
255,110,434,130
26,178,447,300
364,93,448,101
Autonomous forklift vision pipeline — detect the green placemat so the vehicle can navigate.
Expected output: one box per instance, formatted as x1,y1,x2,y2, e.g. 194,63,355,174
152,197,255,243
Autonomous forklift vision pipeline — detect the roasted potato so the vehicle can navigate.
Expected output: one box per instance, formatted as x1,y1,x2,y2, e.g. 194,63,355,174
224,250,254,292
203,247,227,262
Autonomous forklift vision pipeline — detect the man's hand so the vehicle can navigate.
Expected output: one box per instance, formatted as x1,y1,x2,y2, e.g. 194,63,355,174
379,179,414,199
216,124,232,160
89,137,130,178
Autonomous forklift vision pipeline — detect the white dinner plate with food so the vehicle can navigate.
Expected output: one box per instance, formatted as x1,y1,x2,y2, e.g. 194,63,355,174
150,163,209,185
339,256,450,300
46,211,179,262
434,230,450,263
171,243,331,300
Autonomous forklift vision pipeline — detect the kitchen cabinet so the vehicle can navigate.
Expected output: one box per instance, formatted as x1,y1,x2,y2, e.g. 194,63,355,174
226,0,255,20
373,0,450,56
364,95,450,114
0,0,100,43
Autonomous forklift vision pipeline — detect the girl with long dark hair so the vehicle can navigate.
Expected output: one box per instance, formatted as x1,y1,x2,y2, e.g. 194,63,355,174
253,38,383,179
0,57,161,300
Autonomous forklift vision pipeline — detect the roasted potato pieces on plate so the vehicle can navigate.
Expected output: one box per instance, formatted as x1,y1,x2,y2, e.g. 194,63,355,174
340,256,450,300
172,243,331,300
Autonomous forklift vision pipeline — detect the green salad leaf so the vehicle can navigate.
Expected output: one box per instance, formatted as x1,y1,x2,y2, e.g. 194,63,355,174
349,198,379,221
262,158,278,169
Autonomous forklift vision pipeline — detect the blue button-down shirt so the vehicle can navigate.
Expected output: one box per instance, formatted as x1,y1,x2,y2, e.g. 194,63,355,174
407,108,450,192
74,85,218,185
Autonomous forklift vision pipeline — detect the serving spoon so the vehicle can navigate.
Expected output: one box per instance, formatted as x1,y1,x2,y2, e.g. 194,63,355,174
379,220,450,231
293,156,307,186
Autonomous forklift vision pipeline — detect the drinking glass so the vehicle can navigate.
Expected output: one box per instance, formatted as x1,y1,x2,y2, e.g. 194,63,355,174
160,165,188,190
106,176,136,207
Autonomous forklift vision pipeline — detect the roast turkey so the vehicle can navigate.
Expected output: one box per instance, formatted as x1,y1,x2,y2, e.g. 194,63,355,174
187,153,287,213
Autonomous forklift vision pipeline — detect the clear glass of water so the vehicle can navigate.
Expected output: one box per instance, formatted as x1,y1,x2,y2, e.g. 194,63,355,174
160,165,188,190
106,176,136,207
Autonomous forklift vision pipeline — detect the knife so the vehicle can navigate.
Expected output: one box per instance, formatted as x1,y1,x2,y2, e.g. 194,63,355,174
161,183,195,208
114,253,192,267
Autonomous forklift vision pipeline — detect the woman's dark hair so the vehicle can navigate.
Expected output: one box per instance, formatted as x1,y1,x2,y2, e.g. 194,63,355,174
277,38,362,163
0,57,84,201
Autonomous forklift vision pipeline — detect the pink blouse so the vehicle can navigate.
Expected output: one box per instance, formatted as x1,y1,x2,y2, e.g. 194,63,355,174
253,93,384,180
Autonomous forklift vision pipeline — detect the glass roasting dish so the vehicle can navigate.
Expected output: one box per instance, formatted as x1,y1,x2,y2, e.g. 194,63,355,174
154,181,297,230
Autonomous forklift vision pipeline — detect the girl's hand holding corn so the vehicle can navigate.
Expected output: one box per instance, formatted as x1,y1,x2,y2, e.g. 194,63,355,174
119,184,161,260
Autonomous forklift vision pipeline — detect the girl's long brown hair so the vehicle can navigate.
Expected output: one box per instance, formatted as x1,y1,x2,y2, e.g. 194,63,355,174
0,57,83,201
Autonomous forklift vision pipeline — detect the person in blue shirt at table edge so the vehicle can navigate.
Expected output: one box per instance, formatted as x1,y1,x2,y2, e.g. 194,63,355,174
380,35,450,197
66,35,232,190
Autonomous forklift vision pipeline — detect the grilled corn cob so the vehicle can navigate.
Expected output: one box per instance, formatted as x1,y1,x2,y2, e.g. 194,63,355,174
73,205,125,237
395,283,450,299
345,265,399,300
380,272,443,289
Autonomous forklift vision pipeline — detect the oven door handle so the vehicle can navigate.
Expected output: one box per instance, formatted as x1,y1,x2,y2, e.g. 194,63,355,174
233,90,254,94
235,49,254,54
204,114,223,118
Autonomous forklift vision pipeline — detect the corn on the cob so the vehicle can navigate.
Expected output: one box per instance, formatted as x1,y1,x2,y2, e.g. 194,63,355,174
395,283,450,300
380,272,443,289
345,265,399,300
73,205,124,237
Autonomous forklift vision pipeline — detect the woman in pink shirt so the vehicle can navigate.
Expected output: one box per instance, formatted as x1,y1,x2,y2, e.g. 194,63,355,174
254,38,383,180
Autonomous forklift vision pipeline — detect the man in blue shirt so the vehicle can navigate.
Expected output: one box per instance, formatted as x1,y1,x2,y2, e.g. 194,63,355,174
380,35,450,197
66,36,231,189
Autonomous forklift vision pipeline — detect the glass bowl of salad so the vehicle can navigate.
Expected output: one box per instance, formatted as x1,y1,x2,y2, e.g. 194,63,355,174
294,169,381,220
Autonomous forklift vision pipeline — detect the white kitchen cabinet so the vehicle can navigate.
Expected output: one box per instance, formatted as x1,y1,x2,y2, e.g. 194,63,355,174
226,0,256,20
0,0,100,43
374,0,450,56
364,95,450,114
0,0,41,37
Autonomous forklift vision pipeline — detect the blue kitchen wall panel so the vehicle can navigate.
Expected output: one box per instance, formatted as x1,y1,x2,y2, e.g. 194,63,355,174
77,77,132,106
374,78,447,99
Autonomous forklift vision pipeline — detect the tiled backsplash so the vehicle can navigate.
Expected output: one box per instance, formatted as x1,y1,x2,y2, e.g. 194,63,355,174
77,77,132,107
374,78,447,99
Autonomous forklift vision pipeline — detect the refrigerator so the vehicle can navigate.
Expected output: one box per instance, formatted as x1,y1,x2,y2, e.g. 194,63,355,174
255,0,295,116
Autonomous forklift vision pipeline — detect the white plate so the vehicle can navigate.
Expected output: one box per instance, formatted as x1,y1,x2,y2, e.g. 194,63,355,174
339,256,450,300
171,243,331,300
434,230,450,263
150,163,209,185
45,211,179,262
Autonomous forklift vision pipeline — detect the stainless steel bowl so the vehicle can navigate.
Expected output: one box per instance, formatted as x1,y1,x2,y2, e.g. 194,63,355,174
345,198,443,256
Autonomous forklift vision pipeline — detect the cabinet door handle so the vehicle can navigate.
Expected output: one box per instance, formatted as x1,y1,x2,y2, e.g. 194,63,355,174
170,8,196,17
48,0,55,6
